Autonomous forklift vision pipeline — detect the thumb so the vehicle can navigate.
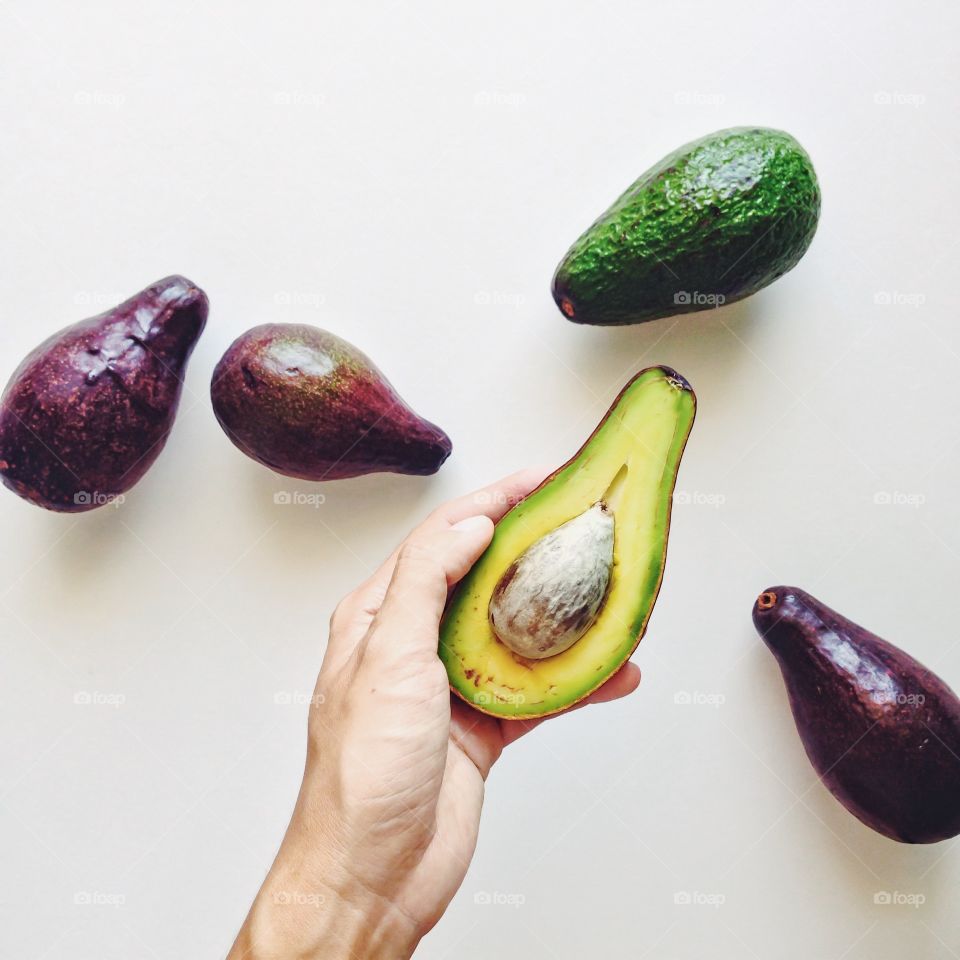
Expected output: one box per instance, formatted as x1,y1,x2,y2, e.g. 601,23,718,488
362,515,494,663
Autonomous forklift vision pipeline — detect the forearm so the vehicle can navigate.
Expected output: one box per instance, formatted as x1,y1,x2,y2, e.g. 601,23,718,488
227,851,420,960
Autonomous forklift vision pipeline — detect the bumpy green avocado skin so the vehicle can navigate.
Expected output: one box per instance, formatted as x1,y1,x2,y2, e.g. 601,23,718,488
552,127,820,326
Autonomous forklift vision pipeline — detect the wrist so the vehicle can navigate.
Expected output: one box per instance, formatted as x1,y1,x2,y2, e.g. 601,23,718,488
233,873,421,960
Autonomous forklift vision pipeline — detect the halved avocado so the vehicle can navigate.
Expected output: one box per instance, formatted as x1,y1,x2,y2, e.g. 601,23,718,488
439,366,696,719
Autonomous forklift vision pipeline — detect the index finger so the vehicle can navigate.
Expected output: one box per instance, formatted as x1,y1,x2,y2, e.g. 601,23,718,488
365,465,551,593
322,466,551,669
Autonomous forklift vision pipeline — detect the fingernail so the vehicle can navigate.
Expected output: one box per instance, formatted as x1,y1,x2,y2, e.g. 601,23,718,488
451,515,491,534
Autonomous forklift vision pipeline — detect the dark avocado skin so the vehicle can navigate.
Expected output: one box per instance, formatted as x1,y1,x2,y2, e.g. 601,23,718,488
753,586,960,844
210,324,452,481
0,276,208,512
553,127,821,325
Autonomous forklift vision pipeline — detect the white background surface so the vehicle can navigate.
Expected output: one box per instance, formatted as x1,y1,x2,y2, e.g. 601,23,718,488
0,1,958,957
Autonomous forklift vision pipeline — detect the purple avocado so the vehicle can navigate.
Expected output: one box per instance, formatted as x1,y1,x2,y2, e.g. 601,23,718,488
753,586,960,843
0,276,208,512
210,323,452,481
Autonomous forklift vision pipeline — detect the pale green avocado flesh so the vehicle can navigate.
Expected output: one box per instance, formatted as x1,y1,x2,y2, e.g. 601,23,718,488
439,366,696,719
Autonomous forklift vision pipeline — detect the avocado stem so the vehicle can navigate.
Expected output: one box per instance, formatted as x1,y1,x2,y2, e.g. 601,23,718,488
757,591,778,611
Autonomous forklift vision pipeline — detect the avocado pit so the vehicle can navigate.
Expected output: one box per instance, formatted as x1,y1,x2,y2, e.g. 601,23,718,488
488,501,614,660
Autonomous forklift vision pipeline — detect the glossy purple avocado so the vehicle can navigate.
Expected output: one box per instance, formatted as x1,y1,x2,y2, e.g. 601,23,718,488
0,276,208,512
754,586,960,843
210,324,451,481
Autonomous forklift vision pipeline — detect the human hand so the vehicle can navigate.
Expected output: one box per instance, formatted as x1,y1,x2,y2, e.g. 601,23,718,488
228,468,642,959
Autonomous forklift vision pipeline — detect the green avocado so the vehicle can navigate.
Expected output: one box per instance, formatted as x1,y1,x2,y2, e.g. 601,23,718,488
439,366,696,719
552,127,820,326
